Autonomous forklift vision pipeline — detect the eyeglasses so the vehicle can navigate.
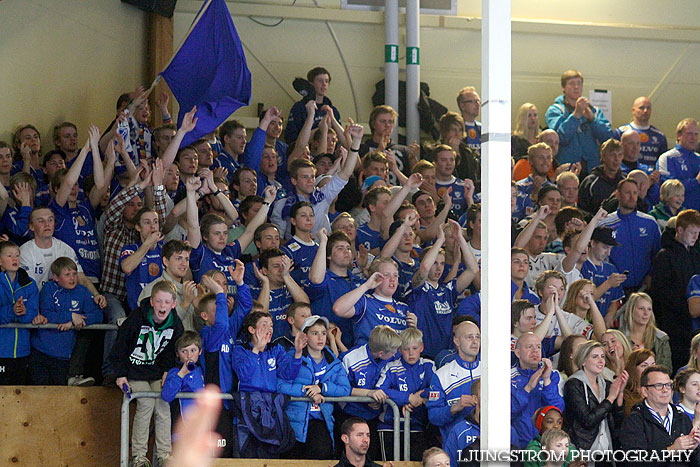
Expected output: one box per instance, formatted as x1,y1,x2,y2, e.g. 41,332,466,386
644,382,673,391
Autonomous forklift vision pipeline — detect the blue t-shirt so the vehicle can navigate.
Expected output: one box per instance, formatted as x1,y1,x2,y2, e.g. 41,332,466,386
305,270,364,348
189,241,242,295
352,293,409,347
356,224,384,251
251,285,294,340
50,198,100,281
436,177,469,218
686,274,700,330
120,241,163,311
281,236,318,289
613,123,668,166
393,255,419,301
464,121,481,155
580,259,624,317
211,150,240,184
406,279,458,359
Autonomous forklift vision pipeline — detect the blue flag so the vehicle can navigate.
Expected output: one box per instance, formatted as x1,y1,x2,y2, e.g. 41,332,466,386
161,0,251,146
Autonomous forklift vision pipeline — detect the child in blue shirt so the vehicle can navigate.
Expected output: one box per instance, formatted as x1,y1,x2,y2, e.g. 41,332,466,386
276,315,351,459
197,271,250,458
120,208,164,311
340,325,402,461
31,257,102,385
0,240,39,385
377,327,435,461
406,221,479,358
232,310,305,393
333,257,417,347
281,201,318,289
250,248,309,340
161,331,205,422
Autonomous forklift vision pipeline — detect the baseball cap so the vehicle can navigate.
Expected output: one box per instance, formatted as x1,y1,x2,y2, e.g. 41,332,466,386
302,315,330,333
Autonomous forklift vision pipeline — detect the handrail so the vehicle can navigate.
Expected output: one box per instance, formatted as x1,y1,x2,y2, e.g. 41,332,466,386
404,410,411,461
120,392,404,466
0,323,118,330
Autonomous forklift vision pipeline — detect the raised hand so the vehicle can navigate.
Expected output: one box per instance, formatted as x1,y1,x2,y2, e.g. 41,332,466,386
180,106,198,133
365,272,385,289
405,173,423,190
201,275,224,295
536,204,551,220
305,100,317,115
186,176,202,193
12,182,32,207
406,311,418,328
348,123,364,142
263,185,278,204
145,230,164,249
151,158,165,187
463,179,475,200
231,259,245,285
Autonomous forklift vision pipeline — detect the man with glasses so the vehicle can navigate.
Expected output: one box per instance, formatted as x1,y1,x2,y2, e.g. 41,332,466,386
457,87,482,155
621,365,700,465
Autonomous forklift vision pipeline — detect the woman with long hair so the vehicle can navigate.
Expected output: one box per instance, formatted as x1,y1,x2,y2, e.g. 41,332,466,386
512,103,540,161
619,292,672,372
557,335,588,380
601,330,632,380
563,341,627,456
674,369,700,422
622,348,656,417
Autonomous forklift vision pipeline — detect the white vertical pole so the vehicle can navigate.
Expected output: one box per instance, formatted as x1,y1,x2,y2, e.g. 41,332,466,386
384,0,399,144
405,0,420,145
481,0,511,463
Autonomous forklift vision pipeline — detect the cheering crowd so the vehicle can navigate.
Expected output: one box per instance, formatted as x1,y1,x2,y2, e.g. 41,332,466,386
3,66,700,467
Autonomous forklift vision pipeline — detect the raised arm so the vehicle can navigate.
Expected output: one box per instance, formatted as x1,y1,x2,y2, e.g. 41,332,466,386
339,124,364,182
561,208,607,274
514,205,550,248
454,220,479,292
202,168,238,224
381,173,423,236
309,228,328,285
185,176,203,249
315,114,330,155
159,106,198,170
281,256,309,303
323,105,348,149
55,138,90,207
253,264,270,314
380,212,416,259
288,100,317,161
416,186,453,243
237,185,277,252
385,149,408,186
89,125,105,196
333,272,383,318
412,226,445,289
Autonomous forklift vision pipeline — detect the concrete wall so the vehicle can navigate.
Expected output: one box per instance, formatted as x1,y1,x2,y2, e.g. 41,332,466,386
3,0,700,147
0,0,147,145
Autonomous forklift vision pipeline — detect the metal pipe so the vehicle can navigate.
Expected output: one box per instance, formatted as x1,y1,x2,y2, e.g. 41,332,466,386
403,410,411,460
384,0,399,143
121,393,403,463
405,0,420,144
0,323,118,330
481,0,512,463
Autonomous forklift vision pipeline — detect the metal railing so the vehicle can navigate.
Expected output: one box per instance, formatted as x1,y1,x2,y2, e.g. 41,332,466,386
0,323,118,330
120,392,404,467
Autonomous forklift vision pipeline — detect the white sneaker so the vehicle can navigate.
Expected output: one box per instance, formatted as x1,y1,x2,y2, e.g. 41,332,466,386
67,375,95,386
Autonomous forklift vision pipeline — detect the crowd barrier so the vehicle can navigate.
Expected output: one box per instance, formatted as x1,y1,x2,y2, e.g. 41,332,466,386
0,323,118,330
120,392,408,467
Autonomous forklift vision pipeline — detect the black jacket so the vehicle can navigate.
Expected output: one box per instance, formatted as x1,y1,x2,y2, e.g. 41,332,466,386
333,452,383,467
108,302,183,381
650,236,700,371
577,165,624,215
620,402,700,467
562,375,623,451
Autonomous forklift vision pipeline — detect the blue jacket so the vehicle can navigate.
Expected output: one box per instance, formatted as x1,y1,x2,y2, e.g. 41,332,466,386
427,355,481,438
32,281,102,359
599,209,661,289
341,344,392,420
276,347,351,446
657,144,700,210
443,414,480,467
0,269,39,358
284,96,340,144
377,357,435,431
545,94,612,168
510,362,564,448
161,365,205,418
232,341,302,392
